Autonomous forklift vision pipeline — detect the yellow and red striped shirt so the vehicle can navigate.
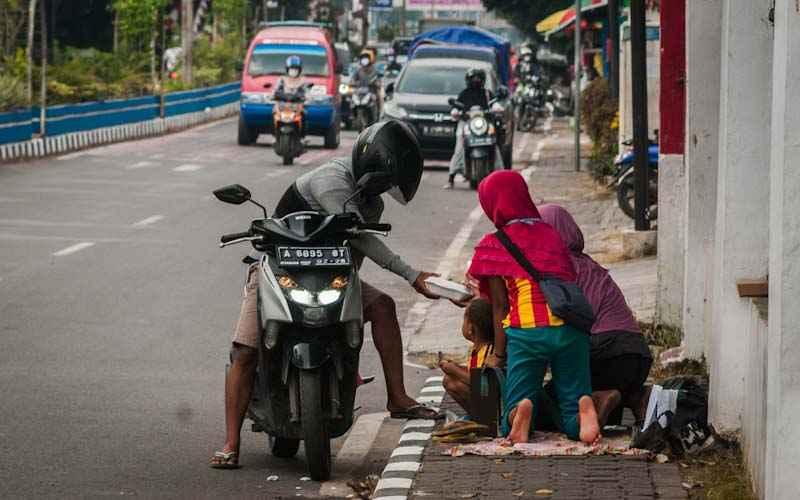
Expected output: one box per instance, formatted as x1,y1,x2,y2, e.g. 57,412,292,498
502,277,564,329
468,343,493,369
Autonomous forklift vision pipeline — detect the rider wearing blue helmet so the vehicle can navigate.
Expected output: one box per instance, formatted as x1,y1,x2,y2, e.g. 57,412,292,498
275,55,308,100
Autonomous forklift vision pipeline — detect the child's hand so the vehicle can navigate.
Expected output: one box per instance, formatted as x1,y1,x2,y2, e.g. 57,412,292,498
484,353,507,369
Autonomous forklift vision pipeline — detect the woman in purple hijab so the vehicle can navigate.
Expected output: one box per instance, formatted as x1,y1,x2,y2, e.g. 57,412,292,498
539,204,652,425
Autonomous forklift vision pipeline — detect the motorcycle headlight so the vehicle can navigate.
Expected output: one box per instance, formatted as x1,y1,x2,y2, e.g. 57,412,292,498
317,289,342,306
382,100,408,119
289,289,315,306
242,92,267,104
339,84,351,95
469,116,489,136
279,111,295,122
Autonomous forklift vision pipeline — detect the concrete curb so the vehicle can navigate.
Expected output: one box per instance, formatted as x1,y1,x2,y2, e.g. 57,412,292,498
371,376,445,500
0,102,238,163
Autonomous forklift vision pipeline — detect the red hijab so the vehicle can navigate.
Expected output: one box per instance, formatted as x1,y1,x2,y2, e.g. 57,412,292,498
468,171,575,297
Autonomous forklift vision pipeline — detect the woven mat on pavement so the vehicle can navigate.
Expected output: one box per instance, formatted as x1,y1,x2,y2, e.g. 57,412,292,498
443,432,649,458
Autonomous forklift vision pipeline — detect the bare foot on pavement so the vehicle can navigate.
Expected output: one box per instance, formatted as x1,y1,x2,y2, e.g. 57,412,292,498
578,395,601,444
507,399,533,444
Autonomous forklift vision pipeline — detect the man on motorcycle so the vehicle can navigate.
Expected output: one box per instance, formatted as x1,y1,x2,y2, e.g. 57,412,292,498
445,68,504,189
351,50,382,113
514,43,541,82
210,120,441,469
274,55,308,101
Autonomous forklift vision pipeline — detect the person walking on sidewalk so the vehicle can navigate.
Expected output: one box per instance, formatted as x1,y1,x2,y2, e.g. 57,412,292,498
439,298,495,413
467,171,600,445
539,204,653,425
210,121,442,469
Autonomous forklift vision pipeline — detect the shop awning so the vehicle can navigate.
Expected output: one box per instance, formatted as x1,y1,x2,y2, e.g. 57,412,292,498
536,0,608,36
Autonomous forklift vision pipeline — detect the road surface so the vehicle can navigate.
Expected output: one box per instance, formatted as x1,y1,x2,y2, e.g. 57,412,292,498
0,119,537,498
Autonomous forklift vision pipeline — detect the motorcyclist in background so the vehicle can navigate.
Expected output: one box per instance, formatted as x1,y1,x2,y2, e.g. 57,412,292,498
210,120,443,469
514,43,542,82
274,55,308,101
445,68,504,190
351,50,382,113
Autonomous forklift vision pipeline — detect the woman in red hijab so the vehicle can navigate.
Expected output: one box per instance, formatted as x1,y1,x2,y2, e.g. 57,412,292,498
468,171,600,444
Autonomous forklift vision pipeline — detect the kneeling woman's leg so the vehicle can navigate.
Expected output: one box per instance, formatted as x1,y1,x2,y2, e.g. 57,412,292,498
549,325,599,443
500,327,549,441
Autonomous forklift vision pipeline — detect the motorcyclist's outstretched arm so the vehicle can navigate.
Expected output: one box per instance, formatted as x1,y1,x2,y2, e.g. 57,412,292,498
308,173,422,283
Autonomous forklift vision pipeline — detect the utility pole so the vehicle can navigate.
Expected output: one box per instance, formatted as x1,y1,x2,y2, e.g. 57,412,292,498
182,0,193,85
26,0,37,106
630,0,650,230
39,0,47,136
400,0,406,37
573,0,581,171
607,0,620,100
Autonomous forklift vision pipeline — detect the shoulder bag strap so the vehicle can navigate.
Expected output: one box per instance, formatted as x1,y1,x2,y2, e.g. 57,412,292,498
494,229,544,283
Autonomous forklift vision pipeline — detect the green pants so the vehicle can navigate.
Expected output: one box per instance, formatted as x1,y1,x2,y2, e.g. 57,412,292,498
501,325,591,440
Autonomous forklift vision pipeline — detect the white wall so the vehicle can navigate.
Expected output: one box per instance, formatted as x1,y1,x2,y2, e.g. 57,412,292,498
708,0,772,432
656,154,684,328
741,299,769,498
765,2,800,498
681,0,721,359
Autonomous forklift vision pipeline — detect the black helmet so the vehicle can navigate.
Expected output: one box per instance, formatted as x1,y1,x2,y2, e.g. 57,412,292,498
465,68,486,89
286,55,303,74
352,120,423,205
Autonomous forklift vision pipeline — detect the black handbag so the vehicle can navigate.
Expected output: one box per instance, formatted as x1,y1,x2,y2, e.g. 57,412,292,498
495,229,595,332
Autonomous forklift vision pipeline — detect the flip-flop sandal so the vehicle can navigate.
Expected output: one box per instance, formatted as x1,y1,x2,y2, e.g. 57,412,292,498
389,404,444,420
209,450,240,469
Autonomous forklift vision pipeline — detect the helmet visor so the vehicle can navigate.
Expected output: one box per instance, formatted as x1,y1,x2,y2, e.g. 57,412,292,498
390,140,423,204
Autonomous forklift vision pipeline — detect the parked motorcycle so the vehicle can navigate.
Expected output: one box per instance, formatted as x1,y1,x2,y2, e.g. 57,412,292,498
611,139,659,221
273,83,313,165
212,179,391,481
351,77,379,132
449,97,499,189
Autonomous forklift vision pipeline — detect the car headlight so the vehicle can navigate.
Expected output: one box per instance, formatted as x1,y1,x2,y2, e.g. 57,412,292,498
469,116,488,136
382,101,408,119
242,92,268,104
339,84,351,95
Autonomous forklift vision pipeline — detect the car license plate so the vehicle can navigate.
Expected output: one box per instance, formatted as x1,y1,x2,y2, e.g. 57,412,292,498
423,124,454,137
277,247,351,267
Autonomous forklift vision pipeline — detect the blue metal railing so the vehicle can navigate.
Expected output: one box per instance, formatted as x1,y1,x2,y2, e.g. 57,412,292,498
0,81,241,145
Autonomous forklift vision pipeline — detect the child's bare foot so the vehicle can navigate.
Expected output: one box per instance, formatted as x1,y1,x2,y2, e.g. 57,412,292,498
507,399,533,444
591,389,622,427
578,395,601,444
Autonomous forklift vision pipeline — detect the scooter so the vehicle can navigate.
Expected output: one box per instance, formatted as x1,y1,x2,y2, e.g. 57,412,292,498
213,178,391,481
351,77,379,132
449,97,499,189
272,83,313,166
611,139,659,221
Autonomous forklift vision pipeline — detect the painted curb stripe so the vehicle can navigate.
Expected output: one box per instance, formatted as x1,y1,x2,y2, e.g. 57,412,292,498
373,376,445,500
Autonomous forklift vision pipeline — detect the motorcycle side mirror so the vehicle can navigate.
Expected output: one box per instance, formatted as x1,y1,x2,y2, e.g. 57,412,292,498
213,184,269,218
213,184,251,205
385,82,395,95
496,85,510,99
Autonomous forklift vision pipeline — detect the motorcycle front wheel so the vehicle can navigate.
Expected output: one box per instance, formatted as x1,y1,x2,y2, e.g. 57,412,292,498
299,369,331,481
278,134,294,165
269,435,300,458
469,157,488,190
617,175,658,221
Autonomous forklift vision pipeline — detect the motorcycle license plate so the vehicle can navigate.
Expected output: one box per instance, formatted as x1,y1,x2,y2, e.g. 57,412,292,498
423,124,455,137
467,136,494,147
277,247,351,267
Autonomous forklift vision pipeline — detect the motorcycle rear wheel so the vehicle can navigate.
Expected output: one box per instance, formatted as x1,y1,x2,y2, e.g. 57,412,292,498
270,435,300,458
299,369,331,481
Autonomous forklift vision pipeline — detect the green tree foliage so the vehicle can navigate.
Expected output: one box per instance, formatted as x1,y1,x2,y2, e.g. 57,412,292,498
112,0,167,45
580,77,619,179
480,0,573,37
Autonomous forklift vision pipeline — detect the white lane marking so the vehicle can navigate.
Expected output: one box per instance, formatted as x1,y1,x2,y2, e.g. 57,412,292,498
126,160,156,170
52,242,95,256
424,375,444,383
173,164,204,172
318,411,389,497
420,385,445,394
382,462,421,473
132,215,164,227
416,395,443,404
372,496,407,500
